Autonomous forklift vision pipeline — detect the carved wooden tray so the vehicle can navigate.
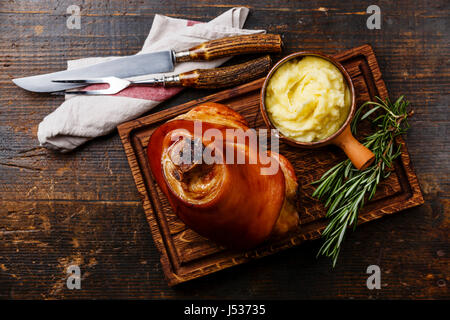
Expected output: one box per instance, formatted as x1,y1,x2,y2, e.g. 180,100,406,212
117,44,424,286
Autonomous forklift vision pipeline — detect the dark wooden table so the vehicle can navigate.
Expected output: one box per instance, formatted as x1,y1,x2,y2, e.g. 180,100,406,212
0,0,448,299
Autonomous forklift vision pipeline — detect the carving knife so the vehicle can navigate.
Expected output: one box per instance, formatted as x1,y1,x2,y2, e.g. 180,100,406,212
12,34,282,93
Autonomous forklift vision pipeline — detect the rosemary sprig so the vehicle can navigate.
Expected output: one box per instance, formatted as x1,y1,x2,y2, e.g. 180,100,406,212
312,96,413,267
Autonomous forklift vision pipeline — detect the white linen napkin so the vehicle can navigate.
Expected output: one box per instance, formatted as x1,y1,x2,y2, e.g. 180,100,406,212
37,7,264,152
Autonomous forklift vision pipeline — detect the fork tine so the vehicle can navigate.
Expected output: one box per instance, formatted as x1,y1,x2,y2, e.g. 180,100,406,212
51,79,111,95
62,90,111,95
52,77,131,95
51,78,108,84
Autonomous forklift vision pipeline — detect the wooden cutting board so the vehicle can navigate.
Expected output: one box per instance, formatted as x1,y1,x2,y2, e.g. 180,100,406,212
117,44,424,286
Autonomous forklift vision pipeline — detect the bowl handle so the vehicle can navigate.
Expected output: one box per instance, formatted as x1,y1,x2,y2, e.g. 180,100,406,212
332,125,375,170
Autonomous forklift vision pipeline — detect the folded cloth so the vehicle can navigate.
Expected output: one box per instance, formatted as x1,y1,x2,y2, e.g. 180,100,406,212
37,7,264,152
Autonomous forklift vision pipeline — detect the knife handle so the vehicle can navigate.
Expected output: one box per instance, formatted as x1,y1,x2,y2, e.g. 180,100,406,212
174,55,271,89
174,34,282,63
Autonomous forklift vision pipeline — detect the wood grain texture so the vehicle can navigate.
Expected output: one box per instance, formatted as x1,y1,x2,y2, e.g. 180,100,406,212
118,45,424,286
0,0,448,299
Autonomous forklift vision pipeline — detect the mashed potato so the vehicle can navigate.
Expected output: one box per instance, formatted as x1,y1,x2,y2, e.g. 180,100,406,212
265,56,351,142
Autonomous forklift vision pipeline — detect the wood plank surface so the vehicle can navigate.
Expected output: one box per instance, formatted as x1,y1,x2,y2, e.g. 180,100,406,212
0,0,448,299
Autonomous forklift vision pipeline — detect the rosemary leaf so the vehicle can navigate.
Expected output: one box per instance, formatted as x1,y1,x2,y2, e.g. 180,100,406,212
312,96,412,266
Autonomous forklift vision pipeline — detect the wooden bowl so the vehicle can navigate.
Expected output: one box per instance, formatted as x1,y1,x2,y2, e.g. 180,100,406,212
260,52,375,170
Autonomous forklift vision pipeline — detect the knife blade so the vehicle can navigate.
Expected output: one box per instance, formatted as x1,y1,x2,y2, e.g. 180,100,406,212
13,51,175,93
13,34,282,93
